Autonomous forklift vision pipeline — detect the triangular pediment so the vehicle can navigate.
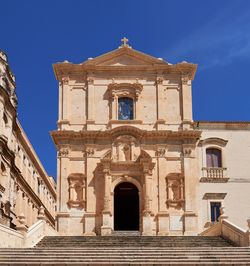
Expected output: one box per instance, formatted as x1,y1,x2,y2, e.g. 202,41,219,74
82,47,168,67
98,54,150,66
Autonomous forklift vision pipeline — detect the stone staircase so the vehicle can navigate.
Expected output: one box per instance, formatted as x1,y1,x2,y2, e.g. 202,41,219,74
0,235,250,265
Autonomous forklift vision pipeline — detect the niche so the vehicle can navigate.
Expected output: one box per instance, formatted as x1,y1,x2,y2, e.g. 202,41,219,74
67,173,86,209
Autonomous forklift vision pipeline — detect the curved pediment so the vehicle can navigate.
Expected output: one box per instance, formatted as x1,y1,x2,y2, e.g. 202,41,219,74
198,137,228,147
110,125,145,139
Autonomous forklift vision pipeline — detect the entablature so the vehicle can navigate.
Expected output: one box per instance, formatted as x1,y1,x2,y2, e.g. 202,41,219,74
51,127,201,146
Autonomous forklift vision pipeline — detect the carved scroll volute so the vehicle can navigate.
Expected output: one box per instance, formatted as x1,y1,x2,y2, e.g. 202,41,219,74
58,147,69,158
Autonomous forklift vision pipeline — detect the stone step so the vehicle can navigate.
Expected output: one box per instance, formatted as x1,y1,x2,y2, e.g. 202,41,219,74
111,230,140,236
36,236,233,248
1,258,250,263
1,236,247,265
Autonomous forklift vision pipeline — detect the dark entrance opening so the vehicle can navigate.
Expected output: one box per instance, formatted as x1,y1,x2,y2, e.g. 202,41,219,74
114,182,139,231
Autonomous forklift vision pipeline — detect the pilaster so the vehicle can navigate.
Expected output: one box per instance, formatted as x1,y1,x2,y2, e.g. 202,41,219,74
181,76,193,129
87,76,95,123
141,159,155,235
182,143,199,235
101,161,112,236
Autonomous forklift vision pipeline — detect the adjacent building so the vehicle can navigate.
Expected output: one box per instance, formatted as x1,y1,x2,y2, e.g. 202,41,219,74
0,49,56,230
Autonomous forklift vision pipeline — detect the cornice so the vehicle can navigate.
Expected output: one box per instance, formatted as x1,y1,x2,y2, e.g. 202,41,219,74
16,171,55,226
53,63,197,82
50,127,201,145
16,121,56,198
195,121,250,130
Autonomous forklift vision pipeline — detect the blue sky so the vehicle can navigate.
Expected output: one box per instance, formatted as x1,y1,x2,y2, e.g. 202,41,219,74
2,0,250,178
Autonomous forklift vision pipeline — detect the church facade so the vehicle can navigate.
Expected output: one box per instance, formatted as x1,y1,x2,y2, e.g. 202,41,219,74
51,39,250,236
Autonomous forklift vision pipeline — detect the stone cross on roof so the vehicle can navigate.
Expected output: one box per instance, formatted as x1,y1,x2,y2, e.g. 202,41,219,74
119,37,131,48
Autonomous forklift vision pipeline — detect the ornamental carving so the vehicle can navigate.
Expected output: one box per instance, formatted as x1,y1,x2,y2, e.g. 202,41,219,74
86,148,95,157
58,148,69,157
166,173,184,209
182,144,195,158
155,77,164,85
155,148,166,157
108,82,143,101
181,75,189,85
87,77,94,85
112,135,140,162
67,173,86,209
61,76,69,85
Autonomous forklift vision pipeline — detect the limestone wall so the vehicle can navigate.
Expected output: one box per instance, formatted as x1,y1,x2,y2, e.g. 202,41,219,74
198,124,250,230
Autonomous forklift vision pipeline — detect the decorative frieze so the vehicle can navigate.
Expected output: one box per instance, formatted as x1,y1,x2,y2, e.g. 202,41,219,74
108,82,143,101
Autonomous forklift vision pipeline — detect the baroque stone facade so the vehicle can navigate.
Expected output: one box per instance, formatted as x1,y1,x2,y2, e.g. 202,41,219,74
0,49,56,231
2,38,250,241
51,39,250,236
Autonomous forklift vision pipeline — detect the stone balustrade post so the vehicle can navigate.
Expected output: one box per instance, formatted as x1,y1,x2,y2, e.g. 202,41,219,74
37,206,46,221
16,213,28,235
219,206,228,222
245,219,250,246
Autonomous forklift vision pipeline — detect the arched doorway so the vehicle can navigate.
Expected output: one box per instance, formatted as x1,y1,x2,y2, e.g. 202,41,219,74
114,182,139,231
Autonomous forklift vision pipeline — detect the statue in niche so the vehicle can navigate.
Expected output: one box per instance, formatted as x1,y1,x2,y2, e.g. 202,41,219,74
74,183,83,201
113,135,138,162
123,144,131,161
171,180,180,200
67,173,85,208
117,143,131,161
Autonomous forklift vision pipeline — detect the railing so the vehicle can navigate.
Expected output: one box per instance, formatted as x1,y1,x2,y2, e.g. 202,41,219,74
201,167,228,182
25,219,58,247
200,209,250,247
221,219,248,247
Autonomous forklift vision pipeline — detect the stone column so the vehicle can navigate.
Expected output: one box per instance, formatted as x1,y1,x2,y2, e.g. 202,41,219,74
101,172,112,236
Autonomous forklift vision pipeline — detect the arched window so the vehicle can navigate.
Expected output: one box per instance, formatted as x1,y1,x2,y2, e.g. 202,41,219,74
118,97,133,120
206,148,222,167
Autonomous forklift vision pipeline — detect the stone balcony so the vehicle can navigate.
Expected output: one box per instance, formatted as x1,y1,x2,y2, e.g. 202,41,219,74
200,167,229,183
